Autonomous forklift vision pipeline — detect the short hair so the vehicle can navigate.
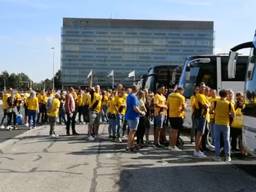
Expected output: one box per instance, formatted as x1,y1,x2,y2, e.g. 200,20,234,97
219,89,227,98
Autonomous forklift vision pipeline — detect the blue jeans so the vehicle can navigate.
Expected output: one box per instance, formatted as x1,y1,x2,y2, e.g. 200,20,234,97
116,114,124,138
108,116,117,137
28,110,37,127
214,124,231,157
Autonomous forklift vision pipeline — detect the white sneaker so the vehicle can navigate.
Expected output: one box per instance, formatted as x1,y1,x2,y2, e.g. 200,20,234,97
0,125,5,129
169,146,182,152
6,126,10,130
225,156,231,162
193,150,207,158
25,123,29,127
51,134,59,138
118,137,123,143
88,136,95,141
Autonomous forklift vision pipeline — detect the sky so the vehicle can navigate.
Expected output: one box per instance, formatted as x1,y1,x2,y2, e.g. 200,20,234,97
0,0,255,82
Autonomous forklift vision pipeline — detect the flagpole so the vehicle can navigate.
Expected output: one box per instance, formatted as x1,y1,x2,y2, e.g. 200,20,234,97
112,71,114,89
90,71,93,87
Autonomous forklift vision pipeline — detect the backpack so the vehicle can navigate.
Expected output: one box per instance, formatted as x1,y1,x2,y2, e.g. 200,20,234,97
46,97,53,113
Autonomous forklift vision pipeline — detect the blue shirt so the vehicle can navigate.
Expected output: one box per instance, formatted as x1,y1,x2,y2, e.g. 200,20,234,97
125,93,140,120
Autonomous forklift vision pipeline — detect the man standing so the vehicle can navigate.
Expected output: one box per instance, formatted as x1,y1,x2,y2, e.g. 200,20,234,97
65,87,78,136
193,84,209,158
114,87,126,142
88,85,102,141
167,87,185,151
0,89,10,129
47,93,61,138
213,90,235,161
153,85,168,147
125,86,145,151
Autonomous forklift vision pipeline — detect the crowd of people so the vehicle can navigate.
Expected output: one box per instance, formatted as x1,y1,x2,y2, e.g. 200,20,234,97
0,82,246,161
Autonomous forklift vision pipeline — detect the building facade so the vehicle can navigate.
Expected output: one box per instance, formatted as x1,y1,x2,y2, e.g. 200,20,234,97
61,18,214,87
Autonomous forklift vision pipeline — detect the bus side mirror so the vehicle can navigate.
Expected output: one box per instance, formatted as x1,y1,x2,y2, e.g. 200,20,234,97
228,51,238,79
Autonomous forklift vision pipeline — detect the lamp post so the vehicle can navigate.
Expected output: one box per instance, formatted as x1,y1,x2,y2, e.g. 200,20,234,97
51,47,55,90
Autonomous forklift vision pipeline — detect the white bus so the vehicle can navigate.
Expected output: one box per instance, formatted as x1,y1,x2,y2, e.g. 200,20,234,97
228,35,256,155
178,55,248,128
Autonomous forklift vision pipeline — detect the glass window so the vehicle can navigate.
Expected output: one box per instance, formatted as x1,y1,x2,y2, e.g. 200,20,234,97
221,56,247,81
244,49,256,117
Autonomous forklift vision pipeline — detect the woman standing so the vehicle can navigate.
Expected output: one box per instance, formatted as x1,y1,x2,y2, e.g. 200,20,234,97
26,91,39,129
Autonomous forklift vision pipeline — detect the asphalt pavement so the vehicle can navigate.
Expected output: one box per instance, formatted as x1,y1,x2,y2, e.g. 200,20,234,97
0,124,256,192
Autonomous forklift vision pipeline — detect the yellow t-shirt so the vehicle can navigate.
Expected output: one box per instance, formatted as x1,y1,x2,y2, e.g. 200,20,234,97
214,98,235,126
102,95,109,106
107,98,117,114
190,95,198,113
26,97,39,111
231,105,244,129
154,93,167,116
47,98,60,117
114,95,126,115
2,93,10,110
41,95,48,104
195,93,209,118
77,94,84,107
82,93,91,106
89,92,102,113
167,92,185,118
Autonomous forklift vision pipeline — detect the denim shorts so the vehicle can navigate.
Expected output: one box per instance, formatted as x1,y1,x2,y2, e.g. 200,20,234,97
196,117,207,134
127,118,140,130
154,115,165,129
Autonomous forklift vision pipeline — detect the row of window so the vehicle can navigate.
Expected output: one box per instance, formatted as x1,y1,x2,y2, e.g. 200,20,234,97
63,29,212,38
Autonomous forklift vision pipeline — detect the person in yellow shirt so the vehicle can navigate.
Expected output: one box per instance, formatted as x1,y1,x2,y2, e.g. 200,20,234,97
230,92,245,155
26,91,39,129
114,88,126,143
153,85,168,147
0,90,10,129
47,93,61,138
77,89,85,124
37,90,48,124
167,87,185,151
101,90,109,123
213,89,235,161
88,85,102,141
193,84,209,158
107,91,117,139
190,86,199,143
83,89,91,123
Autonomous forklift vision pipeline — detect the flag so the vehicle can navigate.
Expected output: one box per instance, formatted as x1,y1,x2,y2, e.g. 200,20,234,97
87,70,92,79
128,70,135,78
107,70,114,77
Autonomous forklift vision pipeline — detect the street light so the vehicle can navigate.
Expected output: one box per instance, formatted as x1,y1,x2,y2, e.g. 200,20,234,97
51,47,55,90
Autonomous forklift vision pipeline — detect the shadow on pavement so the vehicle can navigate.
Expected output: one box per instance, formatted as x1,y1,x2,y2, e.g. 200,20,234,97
118,164,256,192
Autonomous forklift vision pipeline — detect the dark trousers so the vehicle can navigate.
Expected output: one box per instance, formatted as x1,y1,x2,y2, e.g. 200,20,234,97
137,116,147,144
28,110,36,127
37,104,47,124
49,116,57,135
1,109,7,125
7,112,16,126
231,127,242,150
78,106,85,123
59,107,66,124
66,112,77,135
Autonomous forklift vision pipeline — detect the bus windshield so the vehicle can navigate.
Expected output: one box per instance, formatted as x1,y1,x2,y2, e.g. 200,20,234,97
179,55,248,98
180,58,216,98
244,48,256,117
144,65,181,92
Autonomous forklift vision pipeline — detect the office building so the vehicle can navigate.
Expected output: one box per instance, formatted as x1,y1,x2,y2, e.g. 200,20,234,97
61,18,214,87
